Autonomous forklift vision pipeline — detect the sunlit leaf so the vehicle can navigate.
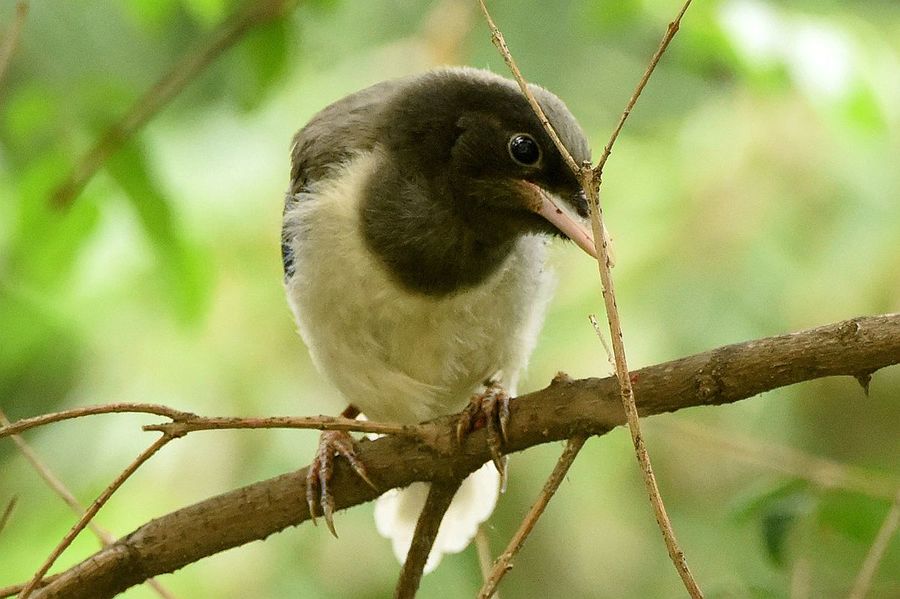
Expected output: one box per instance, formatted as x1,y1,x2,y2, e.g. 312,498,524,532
840,84,887,134
106,141,213,324
181,0,230,27
9,154,102,289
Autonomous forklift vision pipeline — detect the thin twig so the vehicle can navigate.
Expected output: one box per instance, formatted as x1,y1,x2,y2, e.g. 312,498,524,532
478,436,586,598
479,0,702,595
0,410,178,599
593,0,694,178
475,0,579,176
0,1,27,87
474,526,497,597
579,1,701,596
19,434,176,598
144,414,416,437
589,313,616,374
49,0,298,208
0,496,16,537
0,403,415,439
0,403,191,438
847,489,900,599
394,478,464,599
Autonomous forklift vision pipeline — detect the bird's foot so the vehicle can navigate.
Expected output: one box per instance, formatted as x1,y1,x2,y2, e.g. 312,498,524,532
456,380,510,486
306,429,375,537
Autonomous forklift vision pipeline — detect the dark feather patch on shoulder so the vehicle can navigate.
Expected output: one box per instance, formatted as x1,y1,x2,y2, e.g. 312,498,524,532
281,190,303,281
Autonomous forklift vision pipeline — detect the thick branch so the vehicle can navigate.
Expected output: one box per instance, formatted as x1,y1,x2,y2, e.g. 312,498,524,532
26,314,900,598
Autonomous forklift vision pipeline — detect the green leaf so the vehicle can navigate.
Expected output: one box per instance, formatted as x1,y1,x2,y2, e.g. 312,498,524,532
122,0,180,31
840,84,887,134
730,480,817,567
181,0,230,27
817,490,892,544
230,16,291,111
2,83,60,152
106,141,213,324
0,284,81,420
8,153,102,289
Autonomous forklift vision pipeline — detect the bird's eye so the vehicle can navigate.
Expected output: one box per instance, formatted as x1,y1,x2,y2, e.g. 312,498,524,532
508,134,541,166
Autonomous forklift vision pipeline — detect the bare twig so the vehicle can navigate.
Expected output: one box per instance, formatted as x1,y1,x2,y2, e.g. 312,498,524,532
0,1,27,87
394,478,464,599
579,2,701,596
49,0,298,208
589,313,616,374
478,0,702,595
474,526,496,593
478,436,586,598
143,414,416,437
0,403,191,438
0,496,17,537
0,403,415,440
847,489,900,599
593,0,694,178
0,410,177,599
19,434,176,598
475,0,579,176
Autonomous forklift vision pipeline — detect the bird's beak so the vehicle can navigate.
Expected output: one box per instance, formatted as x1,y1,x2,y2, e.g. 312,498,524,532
522,182,598,260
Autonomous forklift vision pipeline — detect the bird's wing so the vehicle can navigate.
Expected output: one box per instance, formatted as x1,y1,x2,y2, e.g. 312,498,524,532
288,78,401,194
281,81,401,280
281,79,402,280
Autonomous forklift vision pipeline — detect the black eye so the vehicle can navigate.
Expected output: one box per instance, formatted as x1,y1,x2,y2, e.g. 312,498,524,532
508,134,541,166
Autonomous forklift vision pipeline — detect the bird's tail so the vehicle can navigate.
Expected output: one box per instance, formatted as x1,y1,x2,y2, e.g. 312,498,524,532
374,461,500,574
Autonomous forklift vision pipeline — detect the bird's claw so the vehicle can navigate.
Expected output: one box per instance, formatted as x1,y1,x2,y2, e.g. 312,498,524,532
456,381,511,487
306,429,375,537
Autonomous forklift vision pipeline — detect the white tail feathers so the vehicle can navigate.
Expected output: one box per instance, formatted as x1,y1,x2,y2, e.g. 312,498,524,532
374,462,500,574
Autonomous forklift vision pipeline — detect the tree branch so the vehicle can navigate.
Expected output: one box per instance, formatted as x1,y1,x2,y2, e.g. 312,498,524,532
15,313,900,599
394,478,464,598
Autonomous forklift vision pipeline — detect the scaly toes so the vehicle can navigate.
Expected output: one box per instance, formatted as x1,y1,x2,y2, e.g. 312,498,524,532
482,385,511,480
306,430,376,538
457,381,513,482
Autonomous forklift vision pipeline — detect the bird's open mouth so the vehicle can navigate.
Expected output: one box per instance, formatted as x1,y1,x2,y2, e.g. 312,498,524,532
521,182,598,259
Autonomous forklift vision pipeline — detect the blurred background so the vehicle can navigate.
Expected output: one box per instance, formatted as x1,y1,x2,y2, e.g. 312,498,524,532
1,0,899,597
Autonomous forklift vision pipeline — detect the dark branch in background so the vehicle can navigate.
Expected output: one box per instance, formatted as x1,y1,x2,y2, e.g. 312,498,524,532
48,0,299,209
0,496,17,538
7,314,897,599
0,1,28,87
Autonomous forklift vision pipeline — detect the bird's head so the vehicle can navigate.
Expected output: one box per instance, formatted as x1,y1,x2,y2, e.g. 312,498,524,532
379,68,597,259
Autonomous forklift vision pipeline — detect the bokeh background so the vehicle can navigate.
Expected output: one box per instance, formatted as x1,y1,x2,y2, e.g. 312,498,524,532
1,0,899,597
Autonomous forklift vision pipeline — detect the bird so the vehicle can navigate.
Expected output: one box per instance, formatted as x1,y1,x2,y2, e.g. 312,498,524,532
281,66,595,573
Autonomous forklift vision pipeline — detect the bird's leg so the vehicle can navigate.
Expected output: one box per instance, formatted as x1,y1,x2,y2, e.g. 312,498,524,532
306,404,376,537
456,379,510,487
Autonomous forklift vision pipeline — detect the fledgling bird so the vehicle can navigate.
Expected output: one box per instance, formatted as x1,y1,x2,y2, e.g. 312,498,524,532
282,66,595,572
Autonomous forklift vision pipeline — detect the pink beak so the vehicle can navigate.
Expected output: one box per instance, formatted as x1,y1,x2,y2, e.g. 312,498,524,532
523,182,598,259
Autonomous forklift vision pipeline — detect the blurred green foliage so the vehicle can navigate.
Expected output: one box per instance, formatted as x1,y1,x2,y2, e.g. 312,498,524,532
1,0,898,597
